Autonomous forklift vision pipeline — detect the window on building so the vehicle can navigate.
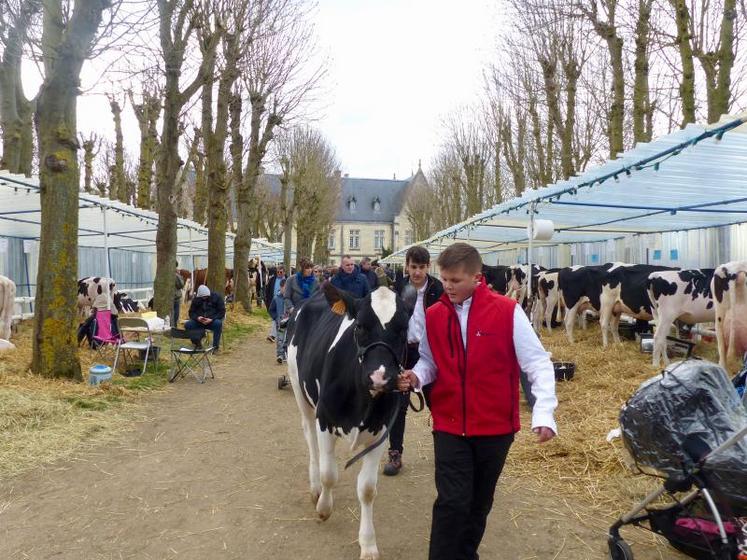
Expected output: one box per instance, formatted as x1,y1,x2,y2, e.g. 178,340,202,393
328,230,335,250
405,230,414,245
348,197,356,212
349,229,360,249
373,197,381,212
374,230,385,250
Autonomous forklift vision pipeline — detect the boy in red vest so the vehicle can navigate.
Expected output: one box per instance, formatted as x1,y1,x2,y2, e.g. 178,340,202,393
398,242,557,560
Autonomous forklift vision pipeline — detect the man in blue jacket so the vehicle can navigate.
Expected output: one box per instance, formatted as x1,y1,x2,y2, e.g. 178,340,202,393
185,284,226,353
331,255,371,298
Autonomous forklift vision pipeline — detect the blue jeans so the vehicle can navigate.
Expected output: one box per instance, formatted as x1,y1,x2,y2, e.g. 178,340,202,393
184,319,223,350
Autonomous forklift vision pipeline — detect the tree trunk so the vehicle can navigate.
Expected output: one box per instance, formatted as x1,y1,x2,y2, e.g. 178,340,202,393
194,56,215,226
235,93,279,309
229,93,252,311
280,170,294,274
81,135,97,193
696,0,737,122
0,7,35,175
109,97,127,203
130,89,161,209
32,0,107,379
632,0,653,143
206,72,234,297
671,0,696,126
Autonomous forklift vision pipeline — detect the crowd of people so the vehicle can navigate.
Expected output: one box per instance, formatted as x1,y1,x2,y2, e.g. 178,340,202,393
263,256,396,363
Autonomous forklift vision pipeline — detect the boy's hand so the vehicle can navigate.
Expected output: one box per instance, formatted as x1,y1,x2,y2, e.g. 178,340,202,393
397,370,420,392
533,427,555,443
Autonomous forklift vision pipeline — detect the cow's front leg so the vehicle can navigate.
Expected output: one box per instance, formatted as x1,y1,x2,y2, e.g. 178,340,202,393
356,441,386,560
316,428,338,521
301,414,321,504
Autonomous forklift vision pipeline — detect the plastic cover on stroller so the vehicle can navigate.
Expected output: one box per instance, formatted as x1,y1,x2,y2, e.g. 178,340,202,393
619,360,747,508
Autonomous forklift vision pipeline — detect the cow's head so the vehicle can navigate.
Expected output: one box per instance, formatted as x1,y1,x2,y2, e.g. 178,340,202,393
323,282,414,398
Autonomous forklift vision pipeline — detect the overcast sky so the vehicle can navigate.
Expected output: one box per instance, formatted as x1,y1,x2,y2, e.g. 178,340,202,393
24,1,502,181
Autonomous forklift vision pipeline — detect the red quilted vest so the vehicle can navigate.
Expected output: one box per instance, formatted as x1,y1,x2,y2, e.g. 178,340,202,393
426,282,521,436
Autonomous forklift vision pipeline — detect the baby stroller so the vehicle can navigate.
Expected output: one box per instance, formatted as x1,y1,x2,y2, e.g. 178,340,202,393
609,360,747,560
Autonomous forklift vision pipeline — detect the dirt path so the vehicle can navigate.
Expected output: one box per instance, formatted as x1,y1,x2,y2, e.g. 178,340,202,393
0,328,675,560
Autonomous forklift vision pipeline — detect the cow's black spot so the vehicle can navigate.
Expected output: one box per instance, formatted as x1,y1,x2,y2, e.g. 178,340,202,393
97,285,103,295
713,273,730,303
707,301,714,309
93,277,101,284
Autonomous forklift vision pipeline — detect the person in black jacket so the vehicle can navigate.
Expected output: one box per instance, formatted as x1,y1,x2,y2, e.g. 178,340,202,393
360,257,378,290
185,284,226,352
384,245,444,476
331,255,371,298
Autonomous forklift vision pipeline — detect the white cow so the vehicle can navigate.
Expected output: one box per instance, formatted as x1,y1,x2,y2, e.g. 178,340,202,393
0,275,16,341
646,269,715,367
77,276,116,318
711,261,747,371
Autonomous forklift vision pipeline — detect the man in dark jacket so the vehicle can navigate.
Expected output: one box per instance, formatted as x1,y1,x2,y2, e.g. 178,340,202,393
185,284,226,352
384,245,444,476
360,257,378,290
263,265,285,342
331,255,371,298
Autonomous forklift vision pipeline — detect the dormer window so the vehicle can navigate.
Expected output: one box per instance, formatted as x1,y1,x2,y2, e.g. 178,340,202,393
348,196,357,212
372,197,381,212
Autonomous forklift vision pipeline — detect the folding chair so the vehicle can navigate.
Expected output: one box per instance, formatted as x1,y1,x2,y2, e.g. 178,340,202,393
166,327,215,384
114,317,157,376
90,310,123,365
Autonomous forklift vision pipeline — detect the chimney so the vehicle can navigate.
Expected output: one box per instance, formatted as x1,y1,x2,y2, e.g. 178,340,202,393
344,173,349,178
393,173,396,180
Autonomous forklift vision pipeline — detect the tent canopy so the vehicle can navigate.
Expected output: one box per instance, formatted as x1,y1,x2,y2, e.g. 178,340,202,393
383,114,747,263
0,171,290,262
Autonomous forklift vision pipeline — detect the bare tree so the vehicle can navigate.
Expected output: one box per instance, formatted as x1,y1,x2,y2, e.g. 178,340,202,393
32,0,113,379
0,0,40,175
128,82,161,209
233,0,325,311
152,0,221,319
80,132,101,194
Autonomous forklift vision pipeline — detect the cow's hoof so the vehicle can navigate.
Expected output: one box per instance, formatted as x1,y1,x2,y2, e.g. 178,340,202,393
359,549,380,560
317,510,331,521
310,491,320,506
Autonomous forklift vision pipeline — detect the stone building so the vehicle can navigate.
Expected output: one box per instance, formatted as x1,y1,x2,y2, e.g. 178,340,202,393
261,166,428,265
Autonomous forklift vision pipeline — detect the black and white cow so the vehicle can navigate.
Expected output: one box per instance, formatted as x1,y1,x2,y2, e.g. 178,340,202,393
77,277,117,317
598,264,676,347
506,264,546,308
711,261,747,371
534,269,563,332
646,269,715,367
113,291,140,313
286,283,413,560
481,264,511,294
559,264,617,343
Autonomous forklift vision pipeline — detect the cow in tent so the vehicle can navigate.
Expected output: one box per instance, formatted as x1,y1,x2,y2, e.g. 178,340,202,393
711,261,747,371
598,264,676,347
286,282,414,560
646,269,715,367
0,274,16,341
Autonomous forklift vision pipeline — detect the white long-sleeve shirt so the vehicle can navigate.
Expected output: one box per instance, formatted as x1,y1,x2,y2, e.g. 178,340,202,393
412,297,558,434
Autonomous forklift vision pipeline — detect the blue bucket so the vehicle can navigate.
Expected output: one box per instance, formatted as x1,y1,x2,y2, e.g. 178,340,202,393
88,364,113,386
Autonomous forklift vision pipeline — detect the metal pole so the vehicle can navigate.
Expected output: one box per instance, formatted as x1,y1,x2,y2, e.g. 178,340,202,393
527,202,535,302
102,207,112,309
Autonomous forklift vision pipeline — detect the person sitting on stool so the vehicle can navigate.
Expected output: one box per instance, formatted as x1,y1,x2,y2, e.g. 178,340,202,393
185,284,225,353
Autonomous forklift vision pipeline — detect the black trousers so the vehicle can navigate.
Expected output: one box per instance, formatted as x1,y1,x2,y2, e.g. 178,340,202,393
388,343,425,454
429,431,514,560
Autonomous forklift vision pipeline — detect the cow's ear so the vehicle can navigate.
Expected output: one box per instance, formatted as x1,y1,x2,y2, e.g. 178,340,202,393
322,281,357,317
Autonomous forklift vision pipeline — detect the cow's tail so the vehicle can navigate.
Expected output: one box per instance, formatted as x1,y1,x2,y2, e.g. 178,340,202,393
645,277,659,325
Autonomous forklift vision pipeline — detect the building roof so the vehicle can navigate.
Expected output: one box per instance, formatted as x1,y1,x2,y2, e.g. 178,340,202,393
260,172,420,223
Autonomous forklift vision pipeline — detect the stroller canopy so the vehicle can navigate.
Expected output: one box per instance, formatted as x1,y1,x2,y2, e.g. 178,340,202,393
620,360,747,507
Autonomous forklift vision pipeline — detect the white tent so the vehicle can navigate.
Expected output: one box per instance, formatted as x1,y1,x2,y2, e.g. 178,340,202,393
0,171,290,266
383,114,747,264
